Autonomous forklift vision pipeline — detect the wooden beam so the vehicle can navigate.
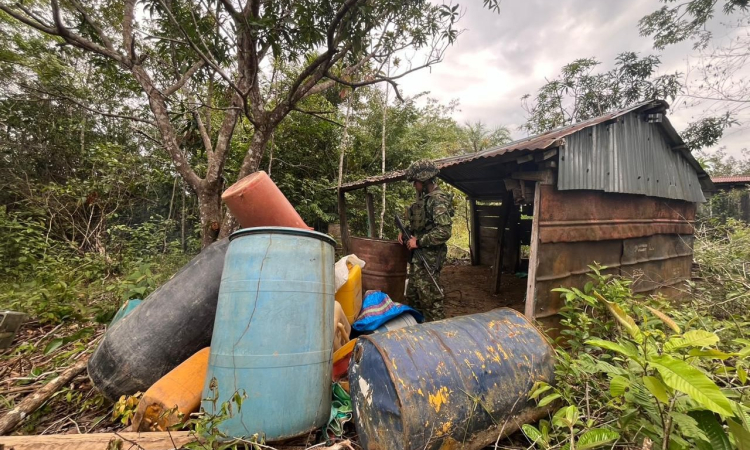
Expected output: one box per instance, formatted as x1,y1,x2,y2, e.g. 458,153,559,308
511,170,554,183
516,154,534,164
337,189,350,255
469,199,480,266
0,431,200,450
365,191,376,238
525,182,542,319
535,148,558,162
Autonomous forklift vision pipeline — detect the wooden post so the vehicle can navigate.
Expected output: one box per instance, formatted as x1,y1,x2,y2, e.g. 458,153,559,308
338,189,350,255
469,199,479,266
502,204,521,274
525,182,542,319
365,191,377,238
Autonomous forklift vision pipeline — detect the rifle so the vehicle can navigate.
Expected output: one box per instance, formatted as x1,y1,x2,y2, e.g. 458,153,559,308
395,214,444,296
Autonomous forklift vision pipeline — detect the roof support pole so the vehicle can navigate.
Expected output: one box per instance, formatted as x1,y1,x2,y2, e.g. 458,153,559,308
469,199,479,266
524,182,542,319
365,190,377,238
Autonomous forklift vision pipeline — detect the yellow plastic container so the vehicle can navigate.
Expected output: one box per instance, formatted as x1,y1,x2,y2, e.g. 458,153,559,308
335,263,363,324
131,347,210,432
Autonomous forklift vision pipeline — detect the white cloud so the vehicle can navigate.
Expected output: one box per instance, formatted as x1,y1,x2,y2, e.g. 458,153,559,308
396,0,748,156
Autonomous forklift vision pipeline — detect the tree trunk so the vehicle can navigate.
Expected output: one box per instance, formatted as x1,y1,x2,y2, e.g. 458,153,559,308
217,129,272,239
197,182,222,248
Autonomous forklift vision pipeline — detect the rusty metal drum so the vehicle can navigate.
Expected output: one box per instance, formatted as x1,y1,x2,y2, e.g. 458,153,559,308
349,308,555,450
349,237,409,302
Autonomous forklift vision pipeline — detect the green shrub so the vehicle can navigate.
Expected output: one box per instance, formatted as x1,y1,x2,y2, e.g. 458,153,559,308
523,265,750,450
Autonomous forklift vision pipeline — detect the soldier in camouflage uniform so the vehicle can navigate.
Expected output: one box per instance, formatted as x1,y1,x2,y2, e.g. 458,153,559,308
398,160,453,321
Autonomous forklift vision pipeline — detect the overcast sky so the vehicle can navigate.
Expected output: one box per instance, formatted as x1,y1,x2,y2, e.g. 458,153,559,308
396,0,748,157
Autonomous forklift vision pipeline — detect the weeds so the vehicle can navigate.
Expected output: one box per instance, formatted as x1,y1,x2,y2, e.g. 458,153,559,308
523,255,750,449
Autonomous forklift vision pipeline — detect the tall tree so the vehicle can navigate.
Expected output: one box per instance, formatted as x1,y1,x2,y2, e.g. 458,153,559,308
521,52,681,135
639,0,749,50
639,1,748,152
0,0,499,246
461,120,511,153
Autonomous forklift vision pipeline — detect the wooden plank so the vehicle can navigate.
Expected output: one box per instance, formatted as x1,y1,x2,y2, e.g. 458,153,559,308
491,194,513,294
479,226,498,239
534,148,558,162
474,205,502,215
516,154,534,164
480,235,498,266
511,170,554,183
477,216,501,228
0,431,199,450
525,182,542,319
469,199,479,266
365,191,376,238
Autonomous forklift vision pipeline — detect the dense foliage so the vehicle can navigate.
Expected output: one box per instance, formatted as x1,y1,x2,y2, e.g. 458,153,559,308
523,222,750,450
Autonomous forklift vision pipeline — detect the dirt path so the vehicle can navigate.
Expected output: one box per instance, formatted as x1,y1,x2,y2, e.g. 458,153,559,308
441,261,527,318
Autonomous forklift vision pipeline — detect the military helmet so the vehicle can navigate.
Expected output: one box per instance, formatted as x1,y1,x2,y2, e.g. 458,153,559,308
406,159,439,182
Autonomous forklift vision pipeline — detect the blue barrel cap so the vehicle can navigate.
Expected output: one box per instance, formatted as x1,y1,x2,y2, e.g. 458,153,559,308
229,226,336,247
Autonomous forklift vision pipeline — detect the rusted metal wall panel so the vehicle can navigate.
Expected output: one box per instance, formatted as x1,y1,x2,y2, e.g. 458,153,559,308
537,185,695,243
529,186,696,330
559,112,706,203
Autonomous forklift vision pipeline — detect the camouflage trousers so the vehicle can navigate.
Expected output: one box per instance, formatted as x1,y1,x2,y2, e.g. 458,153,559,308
405,246,446,322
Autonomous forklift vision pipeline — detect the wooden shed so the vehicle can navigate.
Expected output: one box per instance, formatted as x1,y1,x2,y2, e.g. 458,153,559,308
337,100,713,330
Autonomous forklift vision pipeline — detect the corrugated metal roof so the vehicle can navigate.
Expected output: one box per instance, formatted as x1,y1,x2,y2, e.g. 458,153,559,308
340,100,711,203
712,176,750,184
559,110,707,202
340,101,662,192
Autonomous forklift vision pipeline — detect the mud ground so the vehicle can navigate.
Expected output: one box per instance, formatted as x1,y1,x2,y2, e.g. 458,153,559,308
442,260,527,318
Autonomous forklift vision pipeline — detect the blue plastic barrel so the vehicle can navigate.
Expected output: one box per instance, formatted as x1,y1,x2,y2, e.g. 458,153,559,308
202,227,336,440
349,308,556,450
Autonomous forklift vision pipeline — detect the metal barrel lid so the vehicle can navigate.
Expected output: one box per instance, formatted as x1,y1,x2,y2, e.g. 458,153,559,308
229,226,336,247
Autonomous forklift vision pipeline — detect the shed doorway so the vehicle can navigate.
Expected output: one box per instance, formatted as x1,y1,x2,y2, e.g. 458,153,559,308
443,191,535,318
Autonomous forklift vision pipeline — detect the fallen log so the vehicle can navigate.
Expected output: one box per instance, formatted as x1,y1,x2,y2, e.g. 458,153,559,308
0,356,89,436
0,431,197,450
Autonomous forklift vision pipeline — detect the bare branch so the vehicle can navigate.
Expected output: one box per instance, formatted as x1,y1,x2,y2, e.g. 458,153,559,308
162,60,206,96
193,108,214,155
217,0,240,17
45,0,125,63
0,4,56,35
68,0,116,53
15,4,54,29
293,107,344,127
23,83,155,125
156,0,244,97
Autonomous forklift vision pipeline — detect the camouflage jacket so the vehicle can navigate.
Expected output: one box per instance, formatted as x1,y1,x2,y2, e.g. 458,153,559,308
407,187,453,248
